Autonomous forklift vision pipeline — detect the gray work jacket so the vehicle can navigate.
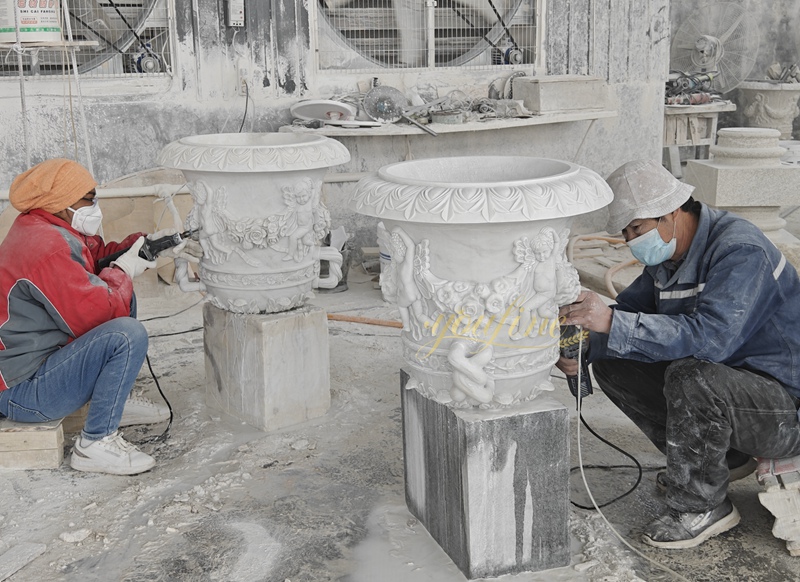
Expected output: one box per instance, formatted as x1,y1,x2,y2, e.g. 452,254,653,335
591,203,800,398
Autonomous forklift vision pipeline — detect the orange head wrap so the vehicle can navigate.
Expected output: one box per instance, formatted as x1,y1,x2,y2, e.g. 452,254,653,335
9,158,97,214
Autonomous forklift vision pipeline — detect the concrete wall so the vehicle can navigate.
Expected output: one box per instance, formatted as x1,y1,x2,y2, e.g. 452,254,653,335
0,0,670,246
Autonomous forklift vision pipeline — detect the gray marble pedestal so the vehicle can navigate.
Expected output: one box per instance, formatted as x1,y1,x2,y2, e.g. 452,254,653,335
203,303,331,431
401,370,570,579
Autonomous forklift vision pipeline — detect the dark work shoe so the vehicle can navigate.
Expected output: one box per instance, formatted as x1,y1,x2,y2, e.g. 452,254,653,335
656,457,758,493
641,498,740,549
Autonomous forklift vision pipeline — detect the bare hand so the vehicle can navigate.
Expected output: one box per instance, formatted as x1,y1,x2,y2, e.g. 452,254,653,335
559,291,613,334
555,355,579,377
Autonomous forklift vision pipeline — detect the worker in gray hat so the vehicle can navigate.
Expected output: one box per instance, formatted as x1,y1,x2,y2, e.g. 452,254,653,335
558,159,800,549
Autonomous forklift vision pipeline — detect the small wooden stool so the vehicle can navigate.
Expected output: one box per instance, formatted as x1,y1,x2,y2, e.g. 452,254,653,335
0,417,64,469
61,403,89,434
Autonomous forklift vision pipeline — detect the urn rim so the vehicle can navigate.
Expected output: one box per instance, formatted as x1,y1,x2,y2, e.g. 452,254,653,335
349,156,613,223
156,132,351,172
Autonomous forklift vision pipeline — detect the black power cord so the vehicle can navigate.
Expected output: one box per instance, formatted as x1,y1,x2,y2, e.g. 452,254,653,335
130,300,205,445
131,353,173,445
238,80,249,133
552,370,665,510
570,413,650,510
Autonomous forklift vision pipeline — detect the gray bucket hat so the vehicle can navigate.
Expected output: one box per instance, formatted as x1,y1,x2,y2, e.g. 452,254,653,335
605,159,694,234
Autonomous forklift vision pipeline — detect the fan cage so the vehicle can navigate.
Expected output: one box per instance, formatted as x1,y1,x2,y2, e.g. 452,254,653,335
0,0,173,78
669,2,759,94
316,0,538,71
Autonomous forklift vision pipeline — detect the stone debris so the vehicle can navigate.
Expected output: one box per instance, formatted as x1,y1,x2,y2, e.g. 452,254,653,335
58,529,92,543
757,455,800,556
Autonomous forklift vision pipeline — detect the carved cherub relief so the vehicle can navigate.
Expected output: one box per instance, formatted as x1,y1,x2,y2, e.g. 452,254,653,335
509,227,559,340
390,227,428,338
188,181,237,265
277,178,319,262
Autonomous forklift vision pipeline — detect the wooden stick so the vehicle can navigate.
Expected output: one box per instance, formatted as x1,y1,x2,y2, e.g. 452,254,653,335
327,313,403,328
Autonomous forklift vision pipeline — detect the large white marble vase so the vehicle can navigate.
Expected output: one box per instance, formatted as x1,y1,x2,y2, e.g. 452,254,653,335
349,156,612,409
157,133,351,313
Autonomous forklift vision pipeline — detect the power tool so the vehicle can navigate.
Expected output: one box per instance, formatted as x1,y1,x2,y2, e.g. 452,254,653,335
96,228,200,271
559,324,593,400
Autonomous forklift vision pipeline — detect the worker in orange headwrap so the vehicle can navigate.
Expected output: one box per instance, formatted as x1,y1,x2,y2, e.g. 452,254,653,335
0,159,187,475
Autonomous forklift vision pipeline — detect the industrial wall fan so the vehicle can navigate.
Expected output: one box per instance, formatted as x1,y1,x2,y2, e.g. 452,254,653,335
317,0,536,69
670,1,759,94
0,0,169,76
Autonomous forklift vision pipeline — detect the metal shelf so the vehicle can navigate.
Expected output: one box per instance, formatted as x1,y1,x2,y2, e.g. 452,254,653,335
280,108,618,137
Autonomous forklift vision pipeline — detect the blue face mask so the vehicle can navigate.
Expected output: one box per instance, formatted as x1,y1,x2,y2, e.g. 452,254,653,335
627,218,676,266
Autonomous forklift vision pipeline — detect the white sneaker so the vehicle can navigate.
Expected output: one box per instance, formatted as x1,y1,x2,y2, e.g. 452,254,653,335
70,431,156,475
119,394,170,427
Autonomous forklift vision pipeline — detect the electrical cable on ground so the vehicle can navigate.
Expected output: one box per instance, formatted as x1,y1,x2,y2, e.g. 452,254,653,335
569,412,645,510
133,297,205,445
131,353,173,445
148,326,203,338
573,330,691,582
140,297,204,322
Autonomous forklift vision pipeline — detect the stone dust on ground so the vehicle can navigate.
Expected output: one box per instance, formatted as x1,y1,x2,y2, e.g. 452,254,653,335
0,271,798,582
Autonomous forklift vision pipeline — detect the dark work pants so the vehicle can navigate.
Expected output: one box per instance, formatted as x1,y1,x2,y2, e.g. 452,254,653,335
593,357,800,513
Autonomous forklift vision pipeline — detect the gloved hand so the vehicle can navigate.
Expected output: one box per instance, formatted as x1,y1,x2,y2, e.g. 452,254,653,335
147,228,203,263
111,237,157,278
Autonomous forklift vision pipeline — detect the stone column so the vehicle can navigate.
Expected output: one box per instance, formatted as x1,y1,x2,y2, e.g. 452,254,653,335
685,127,800,267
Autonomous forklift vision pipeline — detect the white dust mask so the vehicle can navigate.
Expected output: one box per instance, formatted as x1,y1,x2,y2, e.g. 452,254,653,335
626,217,677,266
69,199,103,236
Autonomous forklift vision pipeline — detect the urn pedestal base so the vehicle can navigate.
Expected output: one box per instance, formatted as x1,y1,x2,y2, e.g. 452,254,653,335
401,369,570,579
204,303,331,431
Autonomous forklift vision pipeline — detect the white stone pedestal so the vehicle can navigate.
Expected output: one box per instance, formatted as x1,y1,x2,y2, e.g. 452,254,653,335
685,127,800,268
401,370,570,579
203,303,331,431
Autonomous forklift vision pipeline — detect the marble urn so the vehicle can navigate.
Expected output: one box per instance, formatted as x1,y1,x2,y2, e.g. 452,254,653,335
157,133,350,313
349,156,613,409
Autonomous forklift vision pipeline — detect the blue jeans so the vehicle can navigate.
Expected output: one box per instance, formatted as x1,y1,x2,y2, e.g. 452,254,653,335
593,357,800,513
0,317,148,441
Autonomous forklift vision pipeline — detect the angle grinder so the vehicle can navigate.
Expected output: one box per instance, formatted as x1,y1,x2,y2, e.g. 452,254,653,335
96,228,200,271
559,324,593,401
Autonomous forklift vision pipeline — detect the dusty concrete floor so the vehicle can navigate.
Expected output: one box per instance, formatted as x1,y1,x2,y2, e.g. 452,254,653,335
3,227,800,581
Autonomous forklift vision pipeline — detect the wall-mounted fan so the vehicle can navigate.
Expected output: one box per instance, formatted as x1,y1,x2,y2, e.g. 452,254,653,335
0,0,170,76
317,0,536,70
670,1,759,94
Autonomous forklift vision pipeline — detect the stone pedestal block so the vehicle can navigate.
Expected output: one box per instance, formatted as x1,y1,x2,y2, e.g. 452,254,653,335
204,303,331,431
0,418,64,469
685,127,800,268
512,75,609,113
401,369,570,579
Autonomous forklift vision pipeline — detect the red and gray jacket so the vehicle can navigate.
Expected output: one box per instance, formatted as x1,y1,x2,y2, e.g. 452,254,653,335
0,209,143,390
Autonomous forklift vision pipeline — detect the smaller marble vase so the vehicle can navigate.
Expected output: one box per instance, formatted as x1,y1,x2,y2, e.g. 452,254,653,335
157,133,351,313
739,81,800,140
